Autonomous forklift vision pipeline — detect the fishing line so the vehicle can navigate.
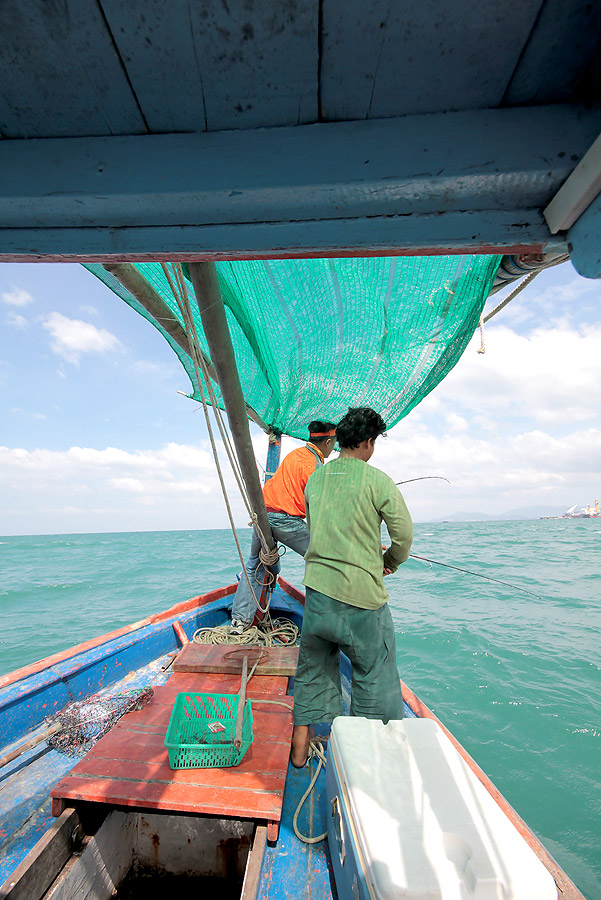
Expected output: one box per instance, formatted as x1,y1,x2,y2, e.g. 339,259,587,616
396,476,451,486
391,479,537,596
410,554,541,599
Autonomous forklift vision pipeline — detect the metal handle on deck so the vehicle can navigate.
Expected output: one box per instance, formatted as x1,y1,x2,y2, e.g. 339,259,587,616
331,795,346,866
234,655,249,750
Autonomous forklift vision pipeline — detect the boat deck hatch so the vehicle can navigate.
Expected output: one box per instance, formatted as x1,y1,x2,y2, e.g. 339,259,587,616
39,809,257,900
50,672,293,841
113,868,242,900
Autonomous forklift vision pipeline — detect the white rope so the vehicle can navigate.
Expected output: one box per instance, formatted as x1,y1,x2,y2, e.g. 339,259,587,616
477,312,486,355
483,269,540,324
251,699,294,710
477,269,541,355
192,614,300,647
293,740,328,844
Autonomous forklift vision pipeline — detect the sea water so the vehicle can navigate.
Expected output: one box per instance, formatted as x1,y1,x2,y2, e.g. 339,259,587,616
1,521,599,899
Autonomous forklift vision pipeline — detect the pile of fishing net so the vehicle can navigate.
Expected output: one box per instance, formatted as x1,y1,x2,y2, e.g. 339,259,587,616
46,686,154,756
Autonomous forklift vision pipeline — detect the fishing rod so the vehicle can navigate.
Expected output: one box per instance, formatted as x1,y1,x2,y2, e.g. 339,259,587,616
391,477,538,596
396,476,451,486
410,554,541,599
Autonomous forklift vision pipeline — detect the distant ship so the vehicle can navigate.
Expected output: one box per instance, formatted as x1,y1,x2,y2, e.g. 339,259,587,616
562,500,601,518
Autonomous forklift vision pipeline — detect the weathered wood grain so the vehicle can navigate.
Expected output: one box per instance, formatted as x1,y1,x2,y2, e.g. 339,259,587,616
0,808,81,900
3,106,599,259
173,643,299,676
503,0,601,105
0,0,142,139
320,0,543,120
100,0,319,132
51,674,293,834
154,671,289,698
241,825,267,900
44,810,133,900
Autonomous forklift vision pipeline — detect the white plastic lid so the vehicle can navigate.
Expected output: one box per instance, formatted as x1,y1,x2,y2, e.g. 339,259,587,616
330,717,557,900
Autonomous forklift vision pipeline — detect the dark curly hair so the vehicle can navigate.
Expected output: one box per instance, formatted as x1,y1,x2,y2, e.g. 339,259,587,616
336,407,387,449
307,420,337,445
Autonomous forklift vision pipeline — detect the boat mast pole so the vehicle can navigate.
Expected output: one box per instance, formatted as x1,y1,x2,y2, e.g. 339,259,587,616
265,434,282,483
187,262,276,553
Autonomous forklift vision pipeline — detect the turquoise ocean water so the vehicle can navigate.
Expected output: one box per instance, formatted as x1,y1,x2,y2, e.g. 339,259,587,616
1,520,600,898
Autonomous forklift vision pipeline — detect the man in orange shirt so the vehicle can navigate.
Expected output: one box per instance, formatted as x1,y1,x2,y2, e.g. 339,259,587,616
231,421,337,631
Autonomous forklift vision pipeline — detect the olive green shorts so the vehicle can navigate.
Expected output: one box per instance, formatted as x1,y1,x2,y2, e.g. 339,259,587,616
293,587,404,725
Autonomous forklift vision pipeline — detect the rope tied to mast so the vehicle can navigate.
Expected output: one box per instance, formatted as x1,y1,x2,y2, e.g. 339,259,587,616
160,263,276,617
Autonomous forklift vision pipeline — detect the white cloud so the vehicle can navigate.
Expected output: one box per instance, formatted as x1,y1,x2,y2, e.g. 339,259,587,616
445,413,468,432
131,360,178,378
1,418,599,534
6,311,28,329
108,477,145,493
1,287,33,307
419,322,601,427
0,440,238,535
254,418,601,522
482,268,601,331
376,423,601,520
530,274,600,307
42,312,122,365
9,407,47,420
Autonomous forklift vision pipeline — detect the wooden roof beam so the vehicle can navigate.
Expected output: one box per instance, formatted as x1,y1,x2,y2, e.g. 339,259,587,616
2,105,601,260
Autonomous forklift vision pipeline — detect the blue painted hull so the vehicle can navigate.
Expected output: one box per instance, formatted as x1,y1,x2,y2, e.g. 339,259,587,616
0,582,579,900
0,582,329,893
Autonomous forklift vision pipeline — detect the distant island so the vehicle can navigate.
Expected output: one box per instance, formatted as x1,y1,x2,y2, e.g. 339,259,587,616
424,505,572,523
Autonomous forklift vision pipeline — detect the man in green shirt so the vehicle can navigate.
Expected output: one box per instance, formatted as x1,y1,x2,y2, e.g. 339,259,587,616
291,407,413,767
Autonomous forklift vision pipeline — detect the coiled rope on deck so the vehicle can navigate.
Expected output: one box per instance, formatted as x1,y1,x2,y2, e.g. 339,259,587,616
192,615,300,647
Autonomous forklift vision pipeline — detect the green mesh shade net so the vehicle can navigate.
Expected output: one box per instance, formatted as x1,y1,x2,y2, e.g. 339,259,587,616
86,256,500,439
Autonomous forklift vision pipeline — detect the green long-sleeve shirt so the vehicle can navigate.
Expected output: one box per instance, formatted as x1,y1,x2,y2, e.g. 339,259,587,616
303,457,413,609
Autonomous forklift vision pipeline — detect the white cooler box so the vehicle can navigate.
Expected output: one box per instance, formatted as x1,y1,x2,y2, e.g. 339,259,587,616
326,717,557,900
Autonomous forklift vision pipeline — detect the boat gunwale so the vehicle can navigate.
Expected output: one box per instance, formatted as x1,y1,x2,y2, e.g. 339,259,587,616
401,681,586,900
0,579,585,900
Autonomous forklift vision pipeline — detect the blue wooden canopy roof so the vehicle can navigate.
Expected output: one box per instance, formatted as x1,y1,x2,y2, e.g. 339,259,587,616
1,0,601,273
2,0,600,137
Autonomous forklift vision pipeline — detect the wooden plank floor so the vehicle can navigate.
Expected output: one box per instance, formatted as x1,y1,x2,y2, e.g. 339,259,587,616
51,673,293,840
172,643,299,676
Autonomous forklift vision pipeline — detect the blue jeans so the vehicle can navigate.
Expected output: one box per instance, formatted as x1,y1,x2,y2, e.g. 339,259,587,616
231,512,310,625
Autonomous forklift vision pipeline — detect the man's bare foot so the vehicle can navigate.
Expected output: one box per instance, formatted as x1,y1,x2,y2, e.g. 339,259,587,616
290,725,311,768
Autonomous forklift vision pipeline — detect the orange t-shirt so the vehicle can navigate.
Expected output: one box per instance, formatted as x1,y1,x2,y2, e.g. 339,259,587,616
262,444,324,518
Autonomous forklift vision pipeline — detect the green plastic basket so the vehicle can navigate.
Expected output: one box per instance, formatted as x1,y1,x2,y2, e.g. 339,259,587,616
164,692,253,769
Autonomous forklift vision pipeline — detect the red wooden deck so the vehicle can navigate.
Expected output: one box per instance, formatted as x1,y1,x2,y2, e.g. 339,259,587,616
172,642,299,675
51,672,293,841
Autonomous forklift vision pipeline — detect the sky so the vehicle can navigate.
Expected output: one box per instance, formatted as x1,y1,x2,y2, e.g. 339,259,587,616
1,260,600,535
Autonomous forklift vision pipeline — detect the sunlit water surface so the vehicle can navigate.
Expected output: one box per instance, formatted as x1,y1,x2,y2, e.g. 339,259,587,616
1,520,599,898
